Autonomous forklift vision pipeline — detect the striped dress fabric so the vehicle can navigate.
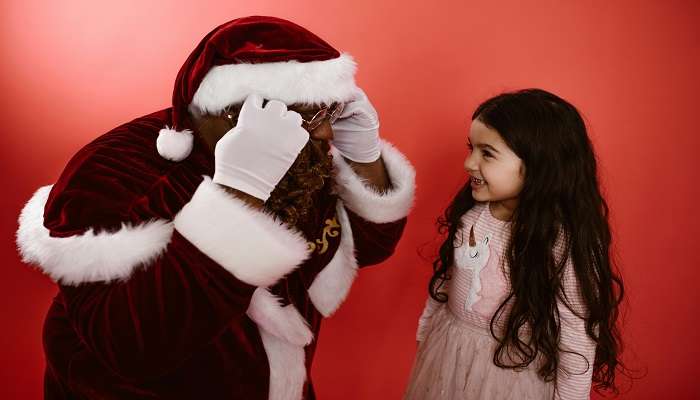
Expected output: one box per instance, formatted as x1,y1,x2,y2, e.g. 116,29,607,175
407,202,596,400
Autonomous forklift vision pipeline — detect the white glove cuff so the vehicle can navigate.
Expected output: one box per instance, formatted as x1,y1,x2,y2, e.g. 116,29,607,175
213,166,274,202
333,129,382,163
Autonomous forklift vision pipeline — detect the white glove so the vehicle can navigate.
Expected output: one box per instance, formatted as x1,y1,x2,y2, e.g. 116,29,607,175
213,94,309,201
331,88,381,163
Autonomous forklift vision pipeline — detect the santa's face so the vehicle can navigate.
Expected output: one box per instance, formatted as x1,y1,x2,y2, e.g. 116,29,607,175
463,119,524,218
192,102,335,155
289,104,334,154
308,119,333,142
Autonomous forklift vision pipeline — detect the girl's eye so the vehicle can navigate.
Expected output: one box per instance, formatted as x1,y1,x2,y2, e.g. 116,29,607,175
483,151,493,159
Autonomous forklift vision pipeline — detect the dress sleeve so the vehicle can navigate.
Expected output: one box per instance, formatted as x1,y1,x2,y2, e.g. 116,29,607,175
554,258,597,400
416,296,444,342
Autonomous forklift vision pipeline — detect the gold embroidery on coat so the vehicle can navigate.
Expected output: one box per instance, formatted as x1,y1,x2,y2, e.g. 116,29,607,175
307,216,340,255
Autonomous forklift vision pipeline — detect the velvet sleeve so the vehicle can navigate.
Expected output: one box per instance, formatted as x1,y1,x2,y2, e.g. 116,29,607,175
345,209,407,267
58,230,256,382
331,139,416,267
17,126,309,381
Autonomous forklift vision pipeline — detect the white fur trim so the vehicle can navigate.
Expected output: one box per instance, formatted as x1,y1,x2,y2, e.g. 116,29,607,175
332,139,416,223
190,53,358,114
156,128,193,161
308,203,358,317
259,329,306,400
16,186,174,285
246,288,313,346
174,177,309,287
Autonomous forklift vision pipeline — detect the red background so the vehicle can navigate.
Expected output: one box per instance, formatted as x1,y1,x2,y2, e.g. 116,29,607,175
1,1,698,399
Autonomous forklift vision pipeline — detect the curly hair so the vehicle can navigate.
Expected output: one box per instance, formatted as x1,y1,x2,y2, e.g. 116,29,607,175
430,89,627,393
265,139,334,226
190,103,335,228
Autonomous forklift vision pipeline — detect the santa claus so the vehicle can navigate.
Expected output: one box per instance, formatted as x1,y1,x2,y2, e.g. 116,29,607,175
16,16,415,400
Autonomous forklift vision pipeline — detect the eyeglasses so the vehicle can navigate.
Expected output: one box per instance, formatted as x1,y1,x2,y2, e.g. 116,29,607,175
221,102,344,131
301,102,344,131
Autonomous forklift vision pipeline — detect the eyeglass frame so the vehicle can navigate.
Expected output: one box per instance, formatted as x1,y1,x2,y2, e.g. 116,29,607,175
221,102,344,132
301,102,345,131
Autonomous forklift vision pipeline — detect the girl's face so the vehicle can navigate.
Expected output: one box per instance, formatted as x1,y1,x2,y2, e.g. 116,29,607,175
464,119,525,216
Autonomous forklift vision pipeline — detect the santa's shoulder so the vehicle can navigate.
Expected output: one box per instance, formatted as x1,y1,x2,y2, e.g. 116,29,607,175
43,108,199,235
79,108,173,161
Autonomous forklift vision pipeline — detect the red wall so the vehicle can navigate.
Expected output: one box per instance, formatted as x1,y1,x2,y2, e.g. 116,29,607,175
2,1,698,399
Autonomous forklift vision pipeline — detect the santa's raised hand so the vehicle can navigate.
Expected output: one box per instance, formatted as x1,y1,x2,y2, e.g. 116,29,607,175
213,93,309,201
331,88,381,163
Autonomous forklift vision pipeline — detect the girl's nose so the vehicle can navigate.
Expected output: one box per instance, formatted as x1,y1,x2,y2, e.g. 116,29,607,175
464,153,477,172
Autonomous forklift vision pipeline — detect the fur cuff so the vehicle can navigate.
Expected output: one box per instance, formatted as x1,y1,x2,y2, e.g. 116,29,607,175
247,288,313,346
248,289,310,400
332,139,416,223
174,177,309,287
259,329,307,400
16,186,174,285
308,204,358,317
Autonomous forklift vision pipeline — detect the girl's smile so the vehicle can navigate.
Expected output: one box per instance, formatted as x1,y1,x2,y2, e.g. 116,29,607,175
464,119,525,220
470,176,485,189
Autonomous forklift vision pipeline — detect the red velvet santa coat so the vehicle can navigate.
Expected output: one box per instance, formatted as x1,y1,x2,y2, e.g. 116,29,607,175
17,108,415,400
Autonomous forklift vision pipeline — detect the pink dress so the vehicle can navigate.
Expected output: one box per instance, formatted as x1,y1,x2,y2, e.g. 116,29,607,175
404,203,596,400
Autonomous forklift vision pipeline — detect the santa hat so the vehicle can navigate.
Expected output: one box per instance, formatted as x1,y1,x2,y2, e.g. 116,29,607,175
156,16,359,161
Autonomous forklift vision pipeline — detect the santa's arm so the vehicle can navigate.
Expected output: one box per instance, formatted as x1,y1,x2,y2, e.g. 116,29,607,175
332,140,415,267
17,178,308,382
344,156,391,192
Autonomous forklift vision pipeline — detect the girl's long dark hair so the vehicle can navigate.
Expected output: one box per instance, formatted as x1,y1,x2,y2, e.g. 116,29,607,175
430,89,625,393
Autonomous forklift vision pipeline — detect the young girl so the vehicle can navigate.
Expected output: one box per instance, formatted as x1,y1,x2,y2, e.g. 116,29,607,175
404,89,624,399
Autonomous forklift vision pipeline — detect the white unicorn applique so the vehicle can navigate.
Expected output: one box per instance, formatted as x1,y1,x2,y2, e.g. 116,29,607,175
457,225,492,312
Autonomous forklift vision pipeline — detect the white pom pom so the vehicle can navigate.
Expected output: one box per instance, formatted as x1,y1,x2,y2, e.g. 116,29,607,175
156,127,194,161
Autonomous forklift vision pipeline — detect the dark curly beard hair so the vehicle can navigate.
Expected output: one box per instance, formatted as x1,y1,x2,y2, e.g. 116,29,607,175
190,108,334,229
264,139,334,227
